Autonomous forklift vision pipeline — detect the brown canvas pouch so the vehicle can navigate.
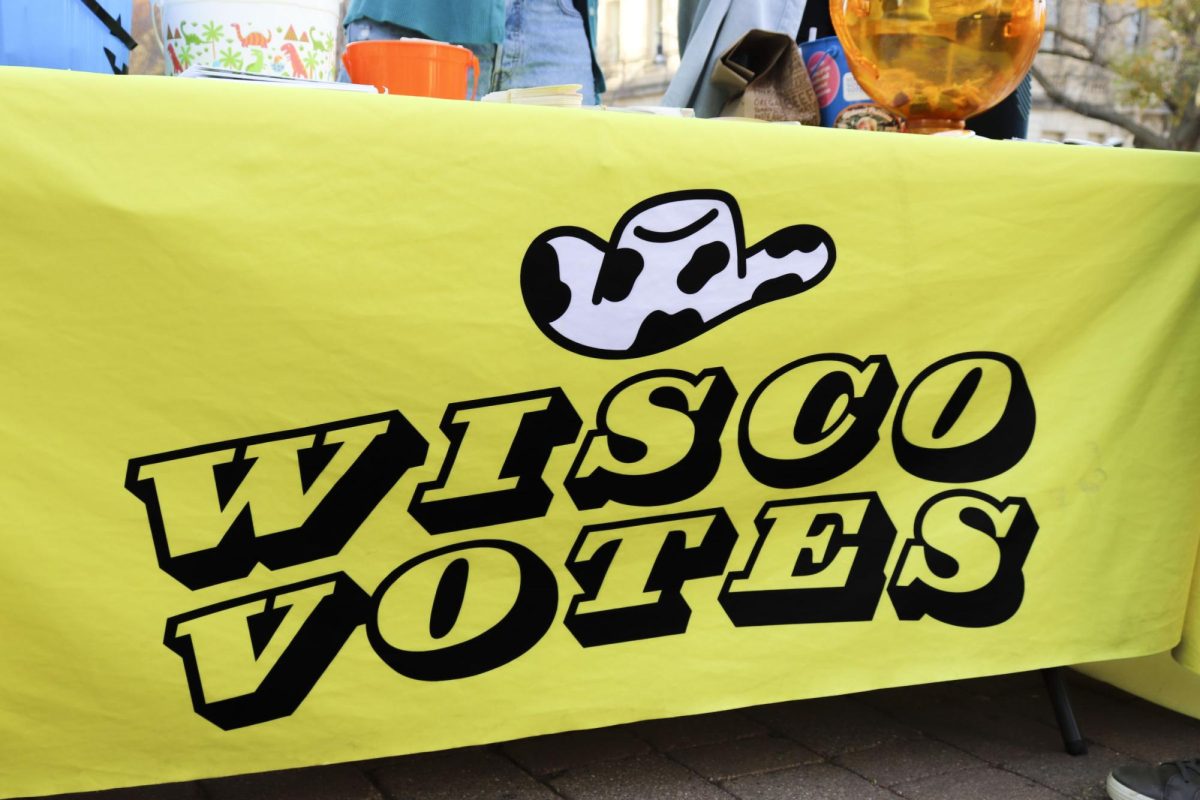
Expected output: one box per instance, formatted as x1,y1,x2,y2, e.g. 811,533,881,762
711,28,821,124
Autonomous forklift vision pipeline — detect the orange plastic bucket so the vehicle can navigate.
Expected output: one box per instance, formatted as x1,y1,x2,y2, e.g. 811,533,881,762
343,40,480,100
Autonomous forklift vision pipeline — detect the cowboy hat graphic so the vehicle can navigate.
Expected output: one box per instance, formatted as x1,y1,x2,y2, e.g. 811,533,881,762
521,190,836,359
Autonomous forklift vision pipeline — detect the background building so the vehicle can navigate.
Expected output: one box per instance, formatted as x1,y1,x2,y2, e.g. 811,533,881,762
596,0,680,105
1026,0,1159,144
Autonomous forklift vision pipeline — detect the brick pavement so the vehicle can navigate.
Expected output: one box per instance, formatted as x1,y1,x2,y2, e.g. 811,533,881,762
37,670,1200,800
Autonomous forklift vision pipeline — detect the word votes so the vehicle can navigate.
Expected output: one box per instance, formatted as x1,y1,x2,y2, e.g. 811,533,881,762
126,351,1037,730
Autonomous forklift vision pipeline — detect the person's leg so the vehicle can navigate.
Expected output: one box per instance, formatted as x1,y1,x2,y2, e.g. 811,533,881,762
494,0,597,104
966,73,1032,139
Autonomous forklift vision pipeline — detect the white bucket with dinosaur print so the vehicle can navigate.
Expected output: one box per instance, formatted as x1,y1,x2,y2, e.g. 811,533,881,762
155,0,340,81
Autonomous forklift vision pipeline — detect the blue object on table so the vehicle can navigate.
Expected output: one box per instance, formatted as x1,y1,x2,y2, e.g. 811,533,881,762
0,0,135,75
798,36,854,128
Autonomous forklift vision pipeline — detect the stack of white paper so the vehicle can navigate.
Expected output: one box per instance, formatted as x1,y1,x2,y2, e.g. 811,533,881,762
481,84,583,106
604,106,696,117
178,65,379,93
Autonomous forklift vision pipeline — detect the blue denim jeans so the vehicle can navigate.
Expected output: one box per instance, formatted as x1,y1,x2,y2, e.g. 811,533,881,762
344,0,596,104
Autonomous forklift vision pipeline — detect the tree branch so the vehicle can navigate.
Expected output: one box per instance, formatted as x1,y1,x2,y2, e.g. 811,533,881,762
1177,107,1200,151
1038,46,1115,69
1031,64,1170,148
1044,24,1107,68
1102,6,1142,26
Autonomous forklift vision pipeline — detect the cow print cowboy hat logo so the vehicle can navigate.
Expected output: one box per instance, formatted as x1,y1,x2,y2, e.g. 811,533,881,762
520,190,837,359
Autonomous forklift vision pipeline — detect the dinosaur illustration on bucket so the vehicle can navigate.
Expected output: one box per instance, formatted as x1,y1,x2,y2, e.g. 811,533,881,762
179,21,203,46
231,23,272,48
244,48,266,73
279,43,307,78
167,42,183,74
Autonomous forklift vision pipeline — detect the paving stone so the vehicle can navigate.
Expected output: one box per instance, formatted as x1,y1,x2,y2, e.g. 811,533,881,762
869,690,1066,764
835,735,985,787
1015,677,1200,763
860,674,1030,710
630,710,768,752
669,734,823,781
1005,677,1110,729
1003,744,1148,798
892,766,1067,799
1074,780,1114,800
722,762,899,800
858,686,949,718
745,696,921,757
857,681,971,715
352,746,489,774
1067,671,1150,703
959,673,1049,700
916,672,1067,725
548,753,732,800
203,764,382,800
998,671,1176,734
37,782,204,800
863,676,1035,721
370,749,557,800
502,726,652,776
926,718,1064,765
981,683,1060,725
29,675,1200,800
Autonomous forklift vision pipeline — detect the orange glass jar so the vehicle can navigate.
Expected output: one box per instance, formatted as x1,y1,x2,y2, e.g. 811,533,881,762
830,0,1046,133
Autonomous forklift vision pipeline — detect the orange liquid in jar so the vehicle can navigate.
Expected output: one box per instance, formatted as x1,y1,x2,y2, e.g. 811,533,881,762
835,0,1044,129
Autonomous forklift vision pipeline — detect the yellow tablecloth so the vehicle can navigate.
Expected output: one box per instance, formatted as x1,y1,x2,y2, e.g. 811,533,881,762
1,67,1198,798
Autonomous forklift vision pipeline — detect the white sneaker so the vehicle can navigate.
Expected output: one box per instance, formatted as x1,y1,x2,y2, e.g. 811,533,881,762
1106,759,1200,800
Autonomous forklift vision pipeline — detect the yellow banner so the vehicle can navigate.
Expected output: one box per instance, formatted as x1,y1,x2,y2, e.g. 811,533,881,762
1178,549,1200,672
1,68,1199,798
